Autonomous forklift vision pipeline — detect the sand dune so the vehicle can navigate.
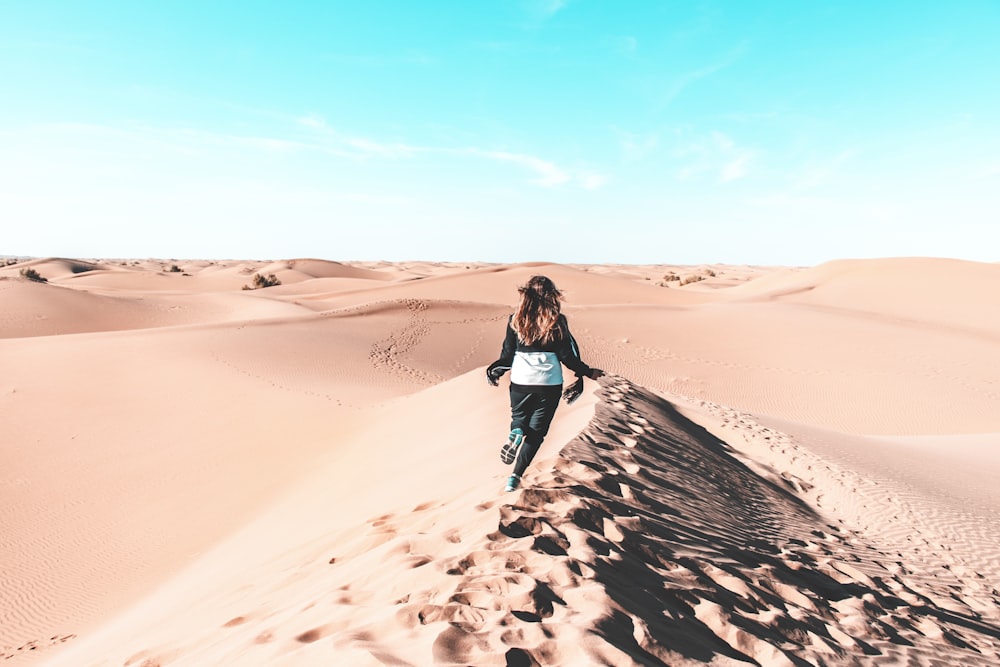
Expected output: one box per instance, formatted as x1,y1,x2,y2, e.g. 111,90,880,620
285,263,716,319
263,258,399,281
725,257,1000,333
5,258,114,279
1,256,998,665
565,287,1000,434
35,377,1000,666
0,274,313,338
0,257,410,295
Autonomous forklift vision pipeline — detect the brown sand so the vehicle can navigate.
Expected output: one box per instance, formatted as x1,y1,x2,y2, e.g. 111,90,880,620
0,257,997,665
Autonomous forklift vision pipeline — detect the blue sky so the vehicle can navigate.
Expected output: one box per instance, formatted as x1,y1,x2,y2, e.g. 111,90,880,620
2,1,998,264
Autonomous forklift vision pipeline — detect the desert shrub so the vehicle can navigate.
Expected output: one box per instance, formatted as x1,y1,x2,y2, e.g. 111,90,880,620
657,272,680,287
168,264,183,273
680,274,706,286
243,272,281,290
20,267,47,283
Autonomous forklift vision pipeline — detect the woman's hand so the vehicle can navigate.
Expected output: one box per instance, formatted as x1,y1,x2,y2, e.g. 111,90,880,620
562,378,583,404
589,368,605,380
486,367,504,386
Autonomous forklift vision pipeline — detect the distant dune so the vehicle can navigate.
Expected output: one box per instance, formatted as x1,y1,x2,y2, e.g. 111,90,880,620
1,257,998,665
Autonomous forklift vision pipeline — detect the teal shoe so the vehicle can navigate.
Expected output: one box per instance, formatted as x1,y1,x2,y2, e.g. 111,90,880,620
504,474,521,492
500,428,524,465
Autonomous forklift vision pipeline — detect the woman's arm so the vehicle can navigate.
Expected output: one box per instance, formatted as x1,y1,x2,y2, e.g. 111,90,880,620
560,321,605,403
556,316,601,379
486,316,517,385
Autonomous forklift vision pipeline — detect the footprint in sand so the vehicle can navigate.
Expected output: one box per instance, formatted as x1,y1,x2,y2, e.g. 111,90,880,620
295,624,334,643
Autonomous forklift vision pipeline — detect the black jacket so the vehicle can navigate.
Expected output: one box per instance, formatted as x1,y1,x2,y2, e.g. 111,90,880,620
487,314,594,391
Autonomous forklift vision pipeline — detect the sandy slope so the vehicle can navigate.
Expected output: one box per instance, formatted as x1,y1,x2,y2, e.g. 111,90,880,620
1,256,998,665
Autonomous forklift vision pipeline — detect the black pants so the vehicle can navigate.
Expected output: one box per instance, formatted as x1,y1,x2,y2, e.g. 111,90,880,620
509,386,561,477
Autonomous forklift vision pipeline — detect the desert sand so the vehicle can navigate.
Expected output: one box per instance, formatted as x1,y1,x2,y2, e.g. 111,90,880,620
1,256,998,665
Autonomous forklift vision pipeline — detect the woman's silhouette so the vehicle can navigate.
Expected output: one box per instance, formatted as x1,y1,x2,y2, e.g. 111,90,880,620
487,275,604,491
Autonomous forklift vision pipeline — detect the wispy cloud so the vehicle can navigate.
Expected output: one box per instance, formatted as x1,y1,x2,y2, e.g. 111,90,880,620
297,114,327,130
720,154,751,182
578,170,608,190
463,149,607,189
468,149,570,187
537,0,569,18
32,116,606,191
297,115,604,189
656,42,748,109
612,126,659,161
748,193,833,209
343,137,421,159
656,62,725,109
296,114,420,158
519,0,571,27
790,149,856,191
28,122,318,158
711,131,735,152
674,130,755,184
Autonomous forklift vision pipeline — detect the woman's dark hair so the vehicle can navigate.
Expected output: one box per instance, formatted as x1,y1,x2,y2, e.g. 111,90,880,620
512,275,563,345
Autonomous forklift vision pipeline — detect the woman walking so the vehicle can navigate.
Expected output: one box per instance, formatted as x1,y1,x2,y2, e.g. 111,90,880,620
486,275,604,492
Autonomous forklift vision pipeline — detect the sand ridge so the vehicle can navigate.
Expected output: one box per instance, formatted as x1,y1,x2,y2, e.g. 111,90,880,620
39,376,1000,666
